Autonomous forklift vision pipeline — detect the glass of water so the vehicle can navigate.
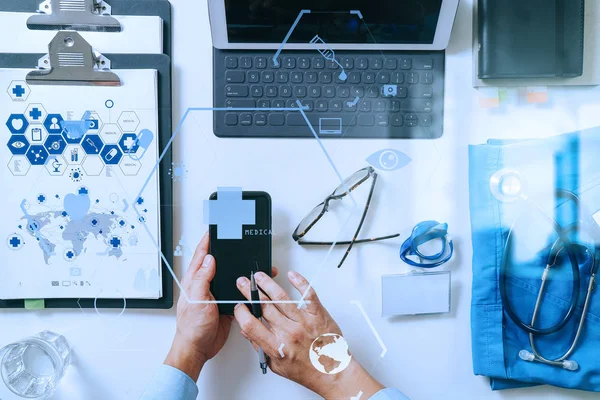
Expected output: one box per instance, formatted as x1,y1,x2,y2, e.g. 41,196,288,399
0,331,71,399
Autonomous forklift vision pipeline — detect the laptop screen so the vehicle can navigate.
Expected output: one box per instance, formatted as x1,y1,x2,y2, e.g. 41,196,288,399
224,0,444,45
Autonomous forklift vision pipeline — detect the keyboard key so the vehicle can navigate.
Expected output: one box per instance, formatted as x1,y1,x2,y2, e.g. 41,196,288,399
225,56,238,69
269,114,285,125
363,72,375,83
414,58,433,70
319,72,333,83
272,99,285,109
313,57,324,69
395,86,408,98
286,100,299,109
329,100,343,112
367,86,379,98
422,72,434,84
405,114,419,127
358,114,374,126
240,113,252,125
299,57,311,69
348,72,361,84
327,60,339,69
291,72,303,83
294,86,307,98
270,57,281,69
344,100,359,112
280,86,292,97
376,72,390,84
247,71,259,83
265,86,277,97
377,114,389,127
341,57,354,69
255,113,267,126
351,87,364,98
356,57,368,70
305,72,318,83
286,114,355,127
323,86,336,98
255,57,267,69
407,72,419,84
276,71,289,83
337,86,350,98
401,99,432,112
225,99,255,108
300,100,314,111
308,86,321,98
257,100,270,108
391,72,405,84
370,58,383,70
262,71,274,83
359,100,371,112
225,113,238,126
400,58,412,70
391,115,403,127
385,59,398,70
419,114,432,126
250,86,263,97
283,57,296,69
225,71,245,83
315,100,328,112
240,57,252,69
374,100,386,112
410,86,433,98
226,85,249,97
386,100,400,112
335,73,347,84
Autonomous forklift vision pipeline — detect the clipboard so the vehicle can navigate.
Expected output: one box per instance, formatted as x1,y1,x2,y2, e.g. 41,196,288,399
0,0,172,57
0,32,173,309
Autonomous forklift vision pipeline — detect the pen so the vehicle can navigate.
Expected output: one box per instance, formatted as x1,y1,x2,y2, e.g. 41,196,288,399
250,271,268,375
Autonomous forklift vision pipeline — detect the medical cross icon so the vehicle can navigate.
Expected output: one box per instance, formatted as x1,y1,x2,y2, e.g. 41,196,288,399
203,187,255,239
9,236,21,248
29,108,42,120
123,136,136,151
12,85,25,98
110,237,121,248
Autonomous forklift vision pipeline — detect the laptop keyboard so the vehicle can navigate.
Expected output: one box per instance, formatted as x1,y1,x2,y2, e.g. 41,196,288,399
213,49,444,139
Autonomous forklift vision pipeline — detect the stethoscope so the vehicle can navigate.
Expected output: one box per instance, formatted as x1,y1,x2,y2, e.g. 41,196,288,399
492,169,598,371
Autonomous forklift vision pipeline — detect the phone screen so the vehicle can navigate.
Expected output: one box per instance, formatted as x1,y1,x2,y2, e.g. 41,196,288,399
209,191,272,314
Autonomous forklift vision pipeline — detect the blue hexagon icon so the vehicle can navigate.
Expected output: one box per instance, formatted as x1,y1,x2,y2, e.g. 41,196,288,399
44,135,67,155
26,145,49,166
7,135,30,155
118,133,139,154
81,134,104,155
100,144,123,165
44,114,64,135
6,114,29,134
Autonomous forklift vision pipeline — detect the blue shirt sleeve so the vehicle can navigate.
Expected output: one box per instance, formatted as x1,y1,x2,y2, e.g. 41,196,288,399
371,388,411,400
139,364,198,400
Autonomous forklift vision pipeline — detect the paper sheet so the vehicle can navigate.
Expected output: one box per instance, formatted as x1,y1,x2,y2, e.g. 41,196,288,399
0,13,163,54
0,69,162,300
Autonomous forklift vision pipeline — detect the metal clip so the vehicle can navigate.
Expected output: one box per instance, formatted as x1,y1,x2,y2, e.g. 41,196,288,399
27,0,121,32
27,31,121,87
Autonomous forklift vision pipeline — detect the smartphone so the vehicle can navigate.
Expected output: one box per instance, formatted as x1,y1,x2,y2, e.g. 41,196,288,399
209,191,272,314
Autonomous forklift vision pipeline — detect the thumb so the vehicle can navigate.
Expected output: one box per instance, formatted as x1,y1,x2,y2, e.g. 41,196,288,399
190,254,216,299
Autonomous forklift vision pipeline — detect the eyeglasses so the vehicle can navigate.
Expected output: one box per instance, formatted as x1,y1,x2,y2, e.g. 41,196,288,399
292,166,401,268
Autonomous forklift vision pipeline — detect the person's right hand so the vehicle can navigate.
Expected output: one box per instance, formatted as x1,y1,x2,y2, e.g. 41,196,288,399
234,271,384,399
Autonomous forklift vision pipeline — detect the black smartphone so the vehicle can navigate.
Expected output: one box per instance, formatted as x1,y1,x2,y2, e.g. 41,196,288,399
208,191,272,314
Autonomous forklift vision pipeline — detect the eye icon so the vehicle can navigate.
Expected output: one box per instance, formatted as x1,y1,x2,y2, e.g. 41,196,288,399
11,141,26,149
366,149,411,171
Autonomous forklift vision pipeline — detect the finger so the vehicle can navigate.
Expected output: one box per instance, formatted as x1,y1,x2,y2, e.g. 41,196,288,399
254,272,302,320
288,271,322,314
183,233,210,284
234,303,277,357
236,277,286,324
272,266,279,278
188,254,216,300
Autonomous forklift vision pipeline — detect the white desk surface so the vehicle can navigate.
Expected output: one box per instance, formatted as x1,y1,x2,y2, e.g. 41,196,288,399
3,0,600,399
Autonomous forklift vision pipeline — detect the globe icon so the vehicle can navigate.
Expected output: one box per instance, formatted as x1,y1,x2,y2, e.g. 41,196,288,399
309,333,352,375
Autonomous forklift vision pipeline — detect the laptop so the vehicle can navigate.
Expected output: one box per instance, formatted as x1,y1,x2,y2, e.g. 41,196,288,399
209,0,459,139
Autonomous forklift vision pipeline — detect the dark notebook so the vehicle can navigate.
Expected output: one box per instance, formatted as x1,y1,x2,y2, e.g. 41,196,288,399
478,0,585,79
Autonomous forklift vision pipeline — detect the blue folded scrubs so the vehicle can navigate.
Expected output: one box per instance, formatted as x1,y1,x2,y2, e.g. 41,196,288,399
469,127,600,391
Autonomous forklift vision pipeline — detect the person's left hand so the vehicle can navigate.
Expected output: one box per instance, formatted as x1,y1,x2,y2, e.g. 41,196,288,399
165,233,278,381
